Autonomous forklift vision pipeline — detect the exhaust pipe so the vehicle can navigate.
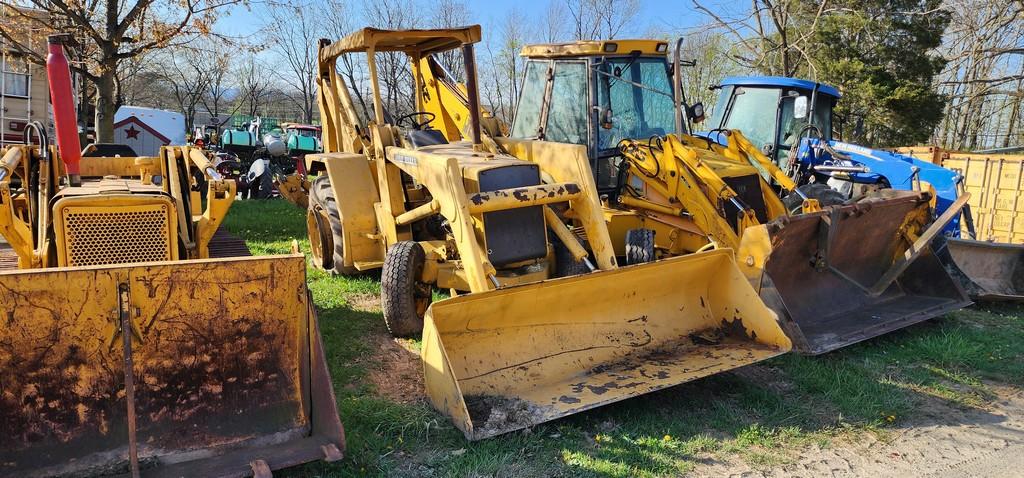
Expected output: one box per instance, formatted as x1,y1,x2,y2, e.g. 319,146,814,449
46,34,81,187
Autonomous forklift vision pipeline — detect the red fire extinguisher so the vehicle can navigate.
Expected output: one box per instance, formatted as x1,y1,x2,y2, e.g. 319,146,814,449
46,34,82,187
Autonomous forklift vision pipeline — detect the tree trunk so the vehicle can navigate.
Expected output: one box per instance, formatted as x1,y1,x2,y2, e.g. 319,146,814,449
94,69,116,143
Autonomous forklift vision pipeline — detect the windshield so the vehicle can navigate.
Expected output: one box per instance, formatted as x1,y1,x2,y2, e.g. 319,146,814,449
721,87,780,151
596,57,675,150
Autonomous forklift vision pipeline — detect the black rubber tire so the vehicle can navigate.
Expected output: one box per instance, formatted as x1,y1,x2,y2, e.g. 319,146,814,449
783,183,846,213
553,237,590,278
381,241,431,338
625,228,655,265
251,170,273,199
307,175,357,275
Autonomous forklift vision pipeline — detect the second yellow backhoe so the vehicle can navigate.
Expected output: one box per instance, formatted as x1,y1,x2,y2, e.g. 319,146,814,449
506,39,971,354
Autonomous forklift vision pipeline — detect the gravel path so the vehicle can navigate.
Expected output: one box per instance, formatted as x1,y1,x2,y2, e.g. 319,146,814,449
694,387,1024,477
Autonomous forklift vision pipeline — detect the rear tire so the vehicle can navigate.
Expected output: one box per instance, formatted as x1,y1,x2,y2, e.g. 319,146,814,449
625,228,655,265
251,170,273,199
783,183,846,213
553,237,590,278
307,175,356,274
381,241,431,338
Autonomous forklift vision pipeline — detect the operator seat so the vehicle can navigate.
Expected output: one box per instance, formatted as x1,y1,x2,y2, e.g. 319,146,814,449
406,129,448,149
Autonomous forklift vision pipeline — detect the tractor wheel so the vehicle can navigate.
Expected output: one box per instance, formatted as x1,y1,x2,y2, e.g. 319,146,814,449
783,183,846,213
251,170,274,199
625,228,655,265
381,241,431,338
307,176,356,274
553,237,590,278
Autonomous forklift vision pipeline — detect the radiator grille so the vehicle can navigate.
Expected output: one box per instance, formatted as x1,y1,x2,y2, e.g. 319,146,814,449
60,203,173,266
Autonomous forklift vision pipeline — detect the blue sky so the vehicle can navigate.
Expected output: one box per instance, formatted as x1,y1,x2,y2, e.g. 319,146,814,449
215,0,706,41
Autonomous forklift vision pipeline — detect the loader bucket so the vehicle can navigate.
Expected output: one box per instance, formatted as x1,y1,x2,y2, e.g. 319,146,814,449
940,237,1024,301
0,255,345,477
749,194,971,355
422,249,792,440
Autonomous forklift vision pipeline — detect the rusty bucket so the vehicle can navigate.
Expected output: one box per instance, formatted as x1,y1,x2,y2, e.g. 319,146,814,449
0,255,344,477
746,193,971,355
939,237,1024,301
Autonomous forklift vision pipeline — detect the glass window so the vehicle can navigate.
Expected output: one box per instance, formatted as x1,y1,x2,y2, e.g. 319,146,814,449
3,58,28,97
544,62,588,145
596,57,675,150
510,61,548,139
721,87,780,151
706,85,733,129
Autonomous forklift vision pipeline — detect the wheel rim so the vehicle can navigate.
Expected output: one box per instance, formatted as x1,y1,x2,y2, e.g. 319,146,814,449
306,207,332,269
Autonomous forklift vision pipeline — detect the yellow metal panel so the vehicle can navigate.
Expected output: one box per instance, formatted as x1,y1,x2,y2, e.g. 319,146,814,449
521,40,667,58
79,156,163,178
423,249,791,440
945,154,1024,243
317,152,387,269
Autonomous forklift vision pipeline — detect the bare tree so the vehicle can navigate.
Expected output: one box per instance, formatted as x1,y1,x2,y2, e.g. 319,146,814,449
690,0,827,77
362,0,419,119
265,1,321,123
155,46,214,133
236,56,273,118
481,10,529,123
0,0,243,141
565,0,641,40
935,0,1024,149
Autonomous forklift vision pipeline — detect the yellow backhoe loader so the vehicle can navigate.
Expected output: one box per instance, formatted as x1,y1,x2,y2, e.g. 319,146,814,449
304,26,791,440
508,39,970,354
1,36,343,477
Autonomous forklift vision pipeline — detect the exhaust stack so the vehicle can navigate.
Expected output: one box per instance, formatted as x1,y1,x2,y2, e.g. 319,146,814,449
46,34,81,187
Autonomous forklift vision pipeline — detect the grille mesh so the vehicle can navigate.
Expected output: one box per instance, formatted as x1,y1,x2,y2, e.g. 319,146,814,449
61,204,172,266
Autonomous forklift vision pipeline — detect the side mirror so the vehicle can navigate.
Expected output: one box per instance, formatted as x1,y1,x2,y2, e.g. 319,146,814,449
794,96,809,119
688,102,705,124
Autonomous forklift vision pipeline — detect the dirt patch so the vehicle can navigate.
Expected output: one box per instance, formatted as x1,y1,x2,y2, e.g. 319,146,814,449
366,334,424,404
347,292,381,312
693,385,1024,477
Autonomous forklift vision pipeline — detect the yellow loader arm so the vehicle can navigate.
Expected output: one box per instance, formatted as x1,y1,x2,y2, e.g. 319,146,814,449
713,130,821,213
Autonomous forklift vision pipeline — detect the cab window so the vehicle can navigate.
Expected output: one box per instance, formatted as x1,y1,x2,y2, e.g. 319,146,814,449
544,61,589,144
511,61,548,139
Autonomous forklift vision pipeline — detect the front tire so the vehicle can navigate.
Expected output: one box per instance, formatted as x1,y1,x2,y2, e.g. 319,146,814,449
783,183,846,213
625,228,655,265
381,241,432,338
307,175,356,274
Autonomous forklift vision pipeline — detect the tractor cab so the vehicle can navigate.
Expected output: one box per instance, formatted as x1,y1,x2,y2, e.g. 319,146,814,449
704,77,840,169
511,40,678,192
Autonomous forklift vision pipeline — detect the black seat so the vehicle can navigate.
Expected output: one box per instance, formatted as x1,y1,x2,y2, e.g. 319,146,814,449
406,129,448,148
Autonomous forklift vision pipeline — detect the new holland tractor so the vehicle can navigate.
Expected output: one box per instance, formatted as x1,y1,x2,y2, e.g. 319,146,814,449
508,38,970,354
0,35,344,477
704,75,1024,300
303,26,792,440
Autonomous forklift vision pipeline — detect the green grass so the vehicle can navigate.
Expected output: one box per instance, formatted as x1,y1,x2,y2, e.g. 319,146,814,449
223,198,1024,477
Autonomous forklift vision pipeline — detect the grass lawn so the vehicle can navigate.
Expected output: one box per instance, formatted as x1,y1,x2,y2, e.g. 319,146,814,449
223,198,1024,478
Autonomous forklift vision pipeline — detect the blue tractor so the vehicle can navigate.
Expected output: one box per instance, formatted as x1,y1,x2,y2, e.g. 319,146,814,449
702,76,1023,300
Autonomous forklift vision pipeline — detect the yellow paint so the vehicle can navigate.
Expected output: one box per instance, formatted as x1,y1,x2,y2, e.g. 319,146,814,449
422,249,791,440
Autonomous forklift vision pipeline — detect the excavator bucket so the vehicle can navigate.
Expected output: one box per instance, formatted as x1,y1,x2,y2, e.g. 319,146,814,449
422,249,792,440
747,193,971,355
940,238,1024,300
0,255,344,477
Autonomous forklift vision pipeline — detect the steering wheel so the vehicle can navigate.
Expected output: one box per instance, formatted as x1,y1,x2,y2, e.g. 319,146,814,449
395,111,436,130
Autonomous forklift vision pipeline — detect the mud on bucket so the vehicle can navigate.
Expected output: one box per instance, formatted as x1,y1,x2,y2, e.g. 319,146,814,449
421,249,792,440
